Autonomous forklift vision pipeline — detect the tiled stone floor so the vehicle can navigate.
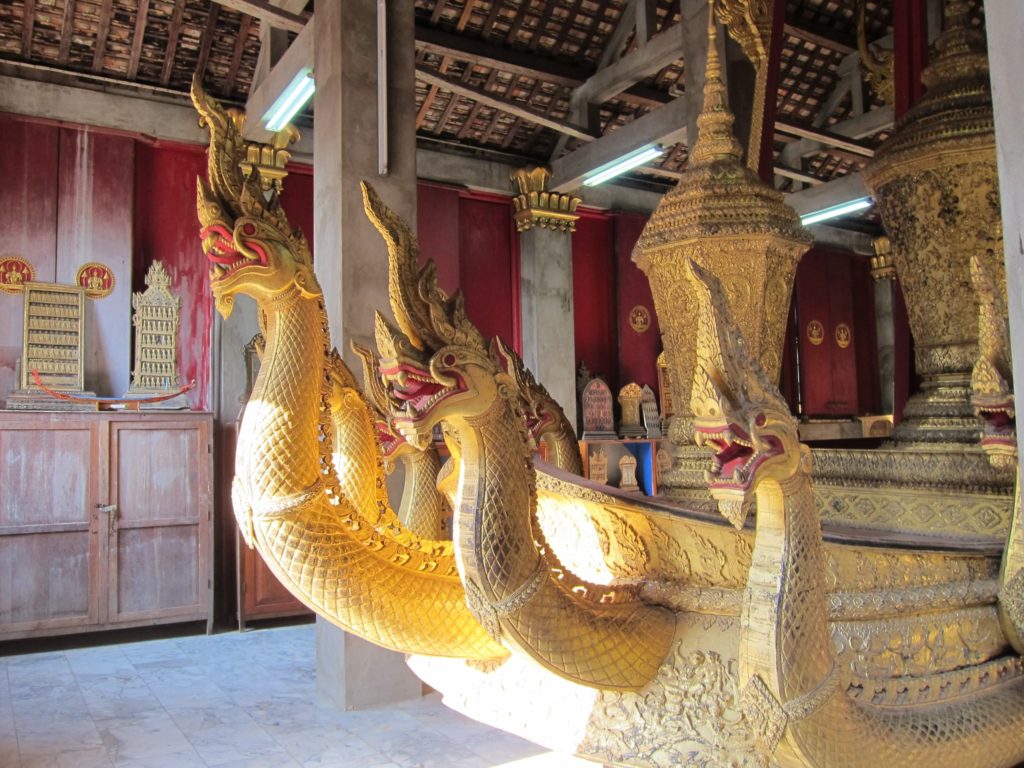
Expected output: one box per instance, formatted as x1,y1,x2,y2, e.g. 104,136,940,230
0,625,594,768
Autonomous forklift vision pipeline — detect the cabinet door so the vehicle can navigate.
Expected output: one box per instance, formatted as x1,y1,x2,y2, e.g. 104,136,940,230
107,420,211,624
0,418,100,637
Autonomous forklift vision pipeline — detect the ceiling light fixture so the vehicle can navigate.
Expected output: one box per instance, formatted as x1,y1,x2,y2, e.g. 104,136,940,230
799,196,873,226
264,67,315,132
582,144,665,187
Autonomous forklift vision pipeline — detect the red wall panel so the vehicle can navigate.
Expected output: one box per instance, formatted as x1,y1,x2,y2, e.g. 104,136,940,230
280,164,314,255
572,211,618,389
615,212,660,392
0,116,59,401
133,143,212,410
457,195,519,350
416,182,462,296
795,248,873,417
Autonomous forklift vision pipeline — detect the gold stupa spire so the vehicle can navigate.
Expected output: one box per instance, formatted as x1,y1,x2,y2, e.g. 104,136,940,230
689,8,744,167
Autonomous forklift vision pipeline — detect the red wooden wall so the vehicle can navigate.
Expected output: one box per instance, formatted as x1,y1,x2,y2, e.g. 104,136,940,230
571,209,659,395
573,211,618,388
614,212,661,391
133,143,211,410
416,182,521,351
791,248,879,417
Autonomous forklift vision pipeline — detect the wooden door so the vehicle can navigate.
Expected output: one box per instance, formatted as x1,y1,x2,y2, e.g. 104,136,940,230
0,415,100,638
795,249,862,417
107,418,211,626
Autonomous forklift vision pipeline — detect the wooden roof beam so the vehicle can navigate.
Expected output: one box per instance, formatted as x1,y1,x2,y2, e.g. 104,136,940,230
550,96,689,191
91,0,113,73
414,23,669,108
415,67,597,142
212,0,308,33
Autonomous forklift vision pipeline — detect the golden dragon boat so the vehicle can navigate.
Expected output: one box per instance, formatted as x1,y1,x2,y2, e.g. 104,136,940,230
187,0,1024,762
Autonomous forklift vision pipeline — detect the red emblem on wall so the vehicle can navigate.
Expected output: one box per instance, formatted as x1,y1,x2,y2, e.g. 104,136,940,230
0,256,35,295
76,262,116,299
629,305,651,333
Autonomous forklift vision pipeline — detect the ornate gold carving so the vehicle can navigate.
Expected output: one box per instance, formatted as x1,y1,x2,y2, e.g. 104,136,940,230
129,261,182,394
19,282,86,392
864,1,1000,443
806,319,824,346
846,657,1024,708
740,674,787,753
581,646,770,767
618,382,644,438
834,323,851,349
857,0,894,104
240,124,299,193
629,305,651,333
75,262,115,299
869,235,896,281
833,606,1006,679
0,255,34,294
632,14,810,498
510,165,580,233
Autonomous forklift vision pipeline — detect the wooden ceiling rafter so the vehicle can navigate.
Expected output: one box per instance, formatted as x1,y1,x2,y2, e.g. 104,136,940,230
20,0,36,58
91,0,113,73
195,4,221,85
126,0,151,80
58,0,76,65
222,13,253,97
160,0,187,87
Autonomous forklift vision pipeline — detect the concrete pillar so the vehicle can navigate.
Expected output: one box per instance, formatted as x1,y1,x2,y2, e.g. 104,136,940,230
873,279,895,414
987,1,1024,481
312,0,421,709
519,226,577,428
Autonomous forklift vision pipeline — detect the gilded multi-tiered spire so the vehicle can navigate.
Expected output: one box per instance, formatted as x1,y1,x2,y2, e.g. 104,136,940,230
632,1,810,504
865,0,1002,444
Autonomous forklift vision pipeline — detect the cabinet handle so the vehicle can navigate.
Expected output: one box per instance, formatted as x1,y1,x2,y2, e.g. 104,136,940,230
96,504,118,534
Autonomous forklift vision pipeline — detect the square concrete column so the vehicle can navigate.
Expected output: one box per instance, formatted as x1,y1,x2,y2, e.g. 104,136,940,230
513,168,582,429
519,226,578,429
313,0,421,709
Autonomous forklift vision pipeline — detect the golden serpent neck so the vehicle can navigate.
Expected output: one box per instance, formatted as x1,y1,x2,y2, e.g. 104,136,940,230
451,397,540,603
237,287,326,503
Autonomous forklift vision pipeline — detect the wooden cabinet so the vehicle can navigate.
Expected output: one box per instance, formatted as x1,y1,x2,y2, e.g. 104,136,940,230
0,411,213,640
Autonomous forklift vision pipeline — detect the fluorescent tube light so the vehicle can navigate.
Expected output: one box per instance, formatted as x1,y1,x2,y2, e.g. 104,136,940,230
799,196,873,226
582,144,665,187
264,68,315,132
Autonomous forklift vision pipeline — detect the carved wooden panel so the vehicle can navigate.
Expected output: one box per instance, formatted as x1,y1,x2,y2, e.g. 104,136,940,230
108,421,210,624
0,412,213,640
0,416,98,633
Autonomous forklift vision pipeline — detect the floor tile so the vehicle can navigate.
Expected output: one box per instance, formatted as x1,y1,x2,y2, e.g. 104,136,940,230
96,714,195,763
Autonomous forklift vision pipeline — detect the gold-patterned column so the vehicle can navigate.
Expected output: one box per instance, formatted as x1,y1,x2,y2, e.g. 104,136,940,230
864,0,1003,443
632,15,810,505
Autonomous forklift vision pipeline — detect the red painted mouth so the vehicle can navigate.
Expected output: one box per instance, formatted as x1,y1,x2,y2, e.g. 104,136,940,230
375,421,403,458
695,422,782,491
380,362,464,420
201,224,267,281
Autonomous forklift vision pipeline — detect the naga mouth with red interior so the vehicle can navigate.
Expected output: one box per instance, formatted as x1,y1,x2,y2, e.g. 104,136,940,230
976,402,1016,451
381,363,464,421
201,224,268,282
695,423,781,490
375,420,404,458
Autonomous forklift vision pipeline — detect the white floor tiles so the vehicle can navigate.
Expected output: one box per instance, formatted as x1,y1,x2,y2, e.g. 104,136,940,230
0,625,596,768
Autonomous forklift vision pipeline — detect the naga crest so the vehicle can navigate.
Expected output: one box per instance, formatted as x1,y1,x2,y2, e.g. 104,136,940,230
688,259,804,528
190,75,317,318
970,251,1016,468
362,183,515,447
489,337,558,448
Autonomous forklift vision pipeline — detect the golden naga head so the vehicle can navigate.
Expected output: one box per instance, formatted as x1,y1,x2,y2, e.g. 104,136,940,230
362,183,510,448
970,252,1016,469
351,340,417,467
190,75,317,318
687,259,804,528
488,337,563,449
